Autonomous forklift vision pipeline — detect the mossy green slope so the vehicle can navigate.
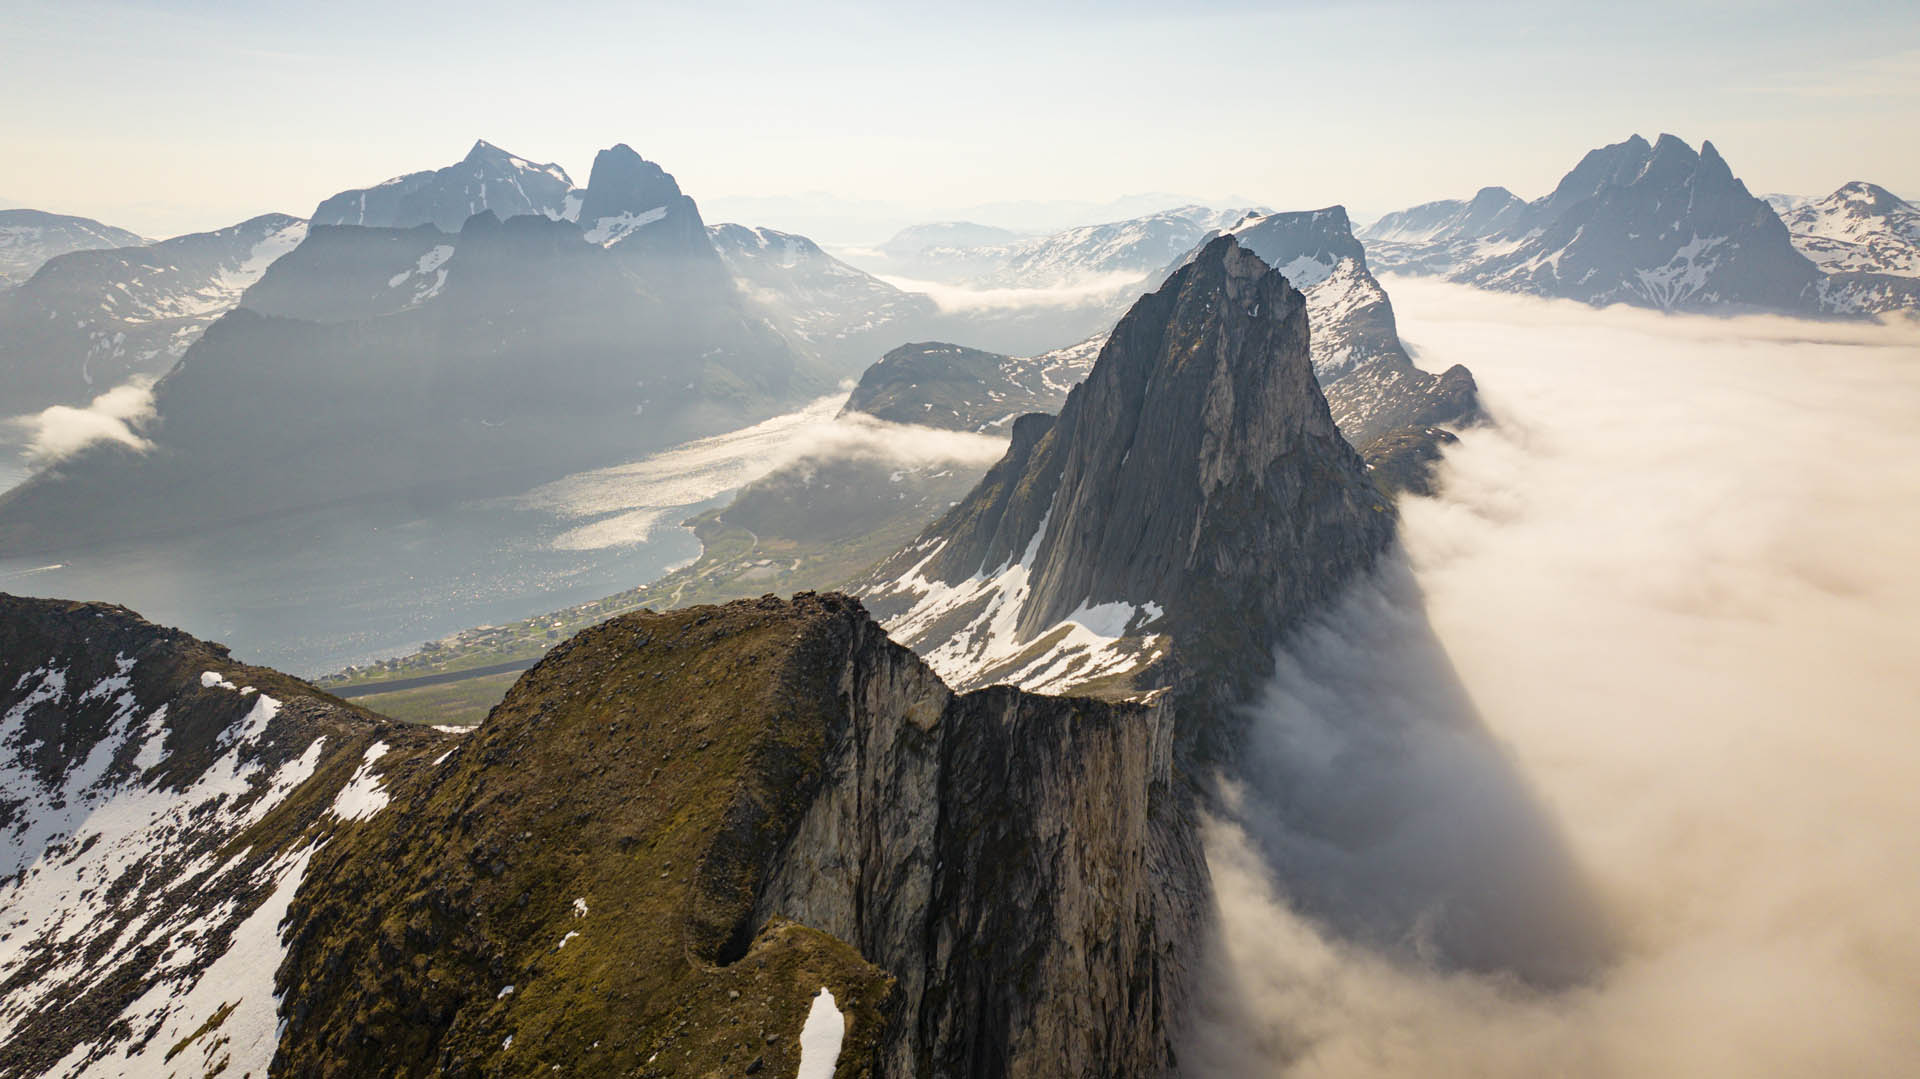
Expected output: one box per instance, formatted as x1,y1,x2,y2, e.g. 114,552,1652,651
276,594,896,1078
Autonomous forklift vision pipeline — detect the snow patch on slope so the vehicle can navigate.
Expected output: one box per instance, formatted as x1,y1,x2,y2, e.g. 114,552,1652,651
796,987,846,1079
879,509,1166,695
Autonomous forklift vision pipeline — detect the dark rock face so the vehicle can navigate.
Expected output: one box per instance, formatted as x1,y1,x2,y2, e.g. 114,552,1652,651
0,209,142,284
1016,238,1384,636
276,594,1200,1079
865,236,1397,720
0,594,415,1079
0,213,308,414
1216,209,1480,445
0,204,808,555
310,139,578,232
575,144,693,235
840,341,1071,432
1360,424,1460,497
240,222,455,323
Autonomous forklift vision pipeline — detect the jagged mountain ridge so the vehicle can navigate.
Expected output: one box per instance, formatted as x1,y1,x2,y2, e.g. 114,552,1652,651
862,236,1396,707
0,214,309,416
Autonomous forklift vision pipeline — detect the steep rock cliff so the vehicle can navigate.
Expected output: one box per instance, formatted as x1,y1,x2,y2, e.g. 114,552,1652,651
276,594,1201,1078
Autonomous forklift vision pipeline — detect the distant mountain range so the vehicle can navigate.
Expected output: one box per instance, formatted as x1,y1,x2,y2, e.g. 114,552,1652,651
0,209,144,290
0,144,817,554
1362,134,1920,318
860,205,1266,288
1363,135,1820,311
0,214,307,414
311,139,580,232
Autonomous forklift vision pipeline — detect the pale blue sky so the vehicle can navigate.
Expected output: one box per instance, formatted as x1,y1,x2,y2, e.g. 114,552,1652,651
4,0,1916,240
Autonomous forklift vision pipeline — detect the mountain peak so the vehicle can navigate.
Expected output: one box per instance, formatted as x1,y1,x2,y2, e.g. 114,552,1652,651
1834,180,1909,211
578,144,687,227
863,235,1394,708
312,141,575,231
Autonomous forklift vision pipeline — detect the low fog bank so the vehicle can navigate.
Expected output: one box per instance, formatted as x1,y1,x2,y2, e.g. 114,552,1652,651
4,378,156,466
877,272,1147,312
518,393,1009,551
1190,281,1920,1077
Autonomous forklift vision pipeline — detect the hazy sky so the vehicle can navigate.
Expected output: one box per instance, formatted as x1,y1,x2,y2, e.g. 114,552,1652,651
4,0,1918,239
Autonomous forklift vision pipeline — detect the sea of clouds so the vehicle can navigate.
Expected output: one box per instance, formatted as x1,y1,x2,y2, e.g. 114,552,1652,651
1188,279,1920,1077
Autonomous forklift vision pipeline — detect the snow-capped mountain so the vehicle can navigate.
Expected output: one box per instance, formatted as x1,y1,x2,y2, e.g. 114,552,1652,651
709,223,937,371
1363,187,1529,245
311,138,580,232
0,209,142,288
1776,182,1920,277
0,145,816,556
0,214,308,417
870,205,1267,288
1364,134,1833,315
1464,135,1819,311
0,595,434,1078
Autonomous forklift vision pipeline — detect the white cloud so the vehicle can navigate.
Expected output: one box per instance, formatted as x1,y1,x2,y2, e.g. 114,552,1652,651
14,379,157,465
1188,280,1920,1076
519,393,1009,551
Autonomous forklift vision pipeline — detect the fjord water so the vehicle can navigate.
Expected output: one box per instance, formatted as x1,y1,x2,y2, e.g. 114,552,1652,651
0,395,847,676
1192,280,1920,1077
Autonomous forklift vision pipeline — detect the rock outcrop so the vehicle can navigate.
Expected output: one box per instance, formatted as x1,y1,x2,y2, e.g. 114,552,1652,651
840,341,1082,432
276,593,1202,1078
1208,208,1480,445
